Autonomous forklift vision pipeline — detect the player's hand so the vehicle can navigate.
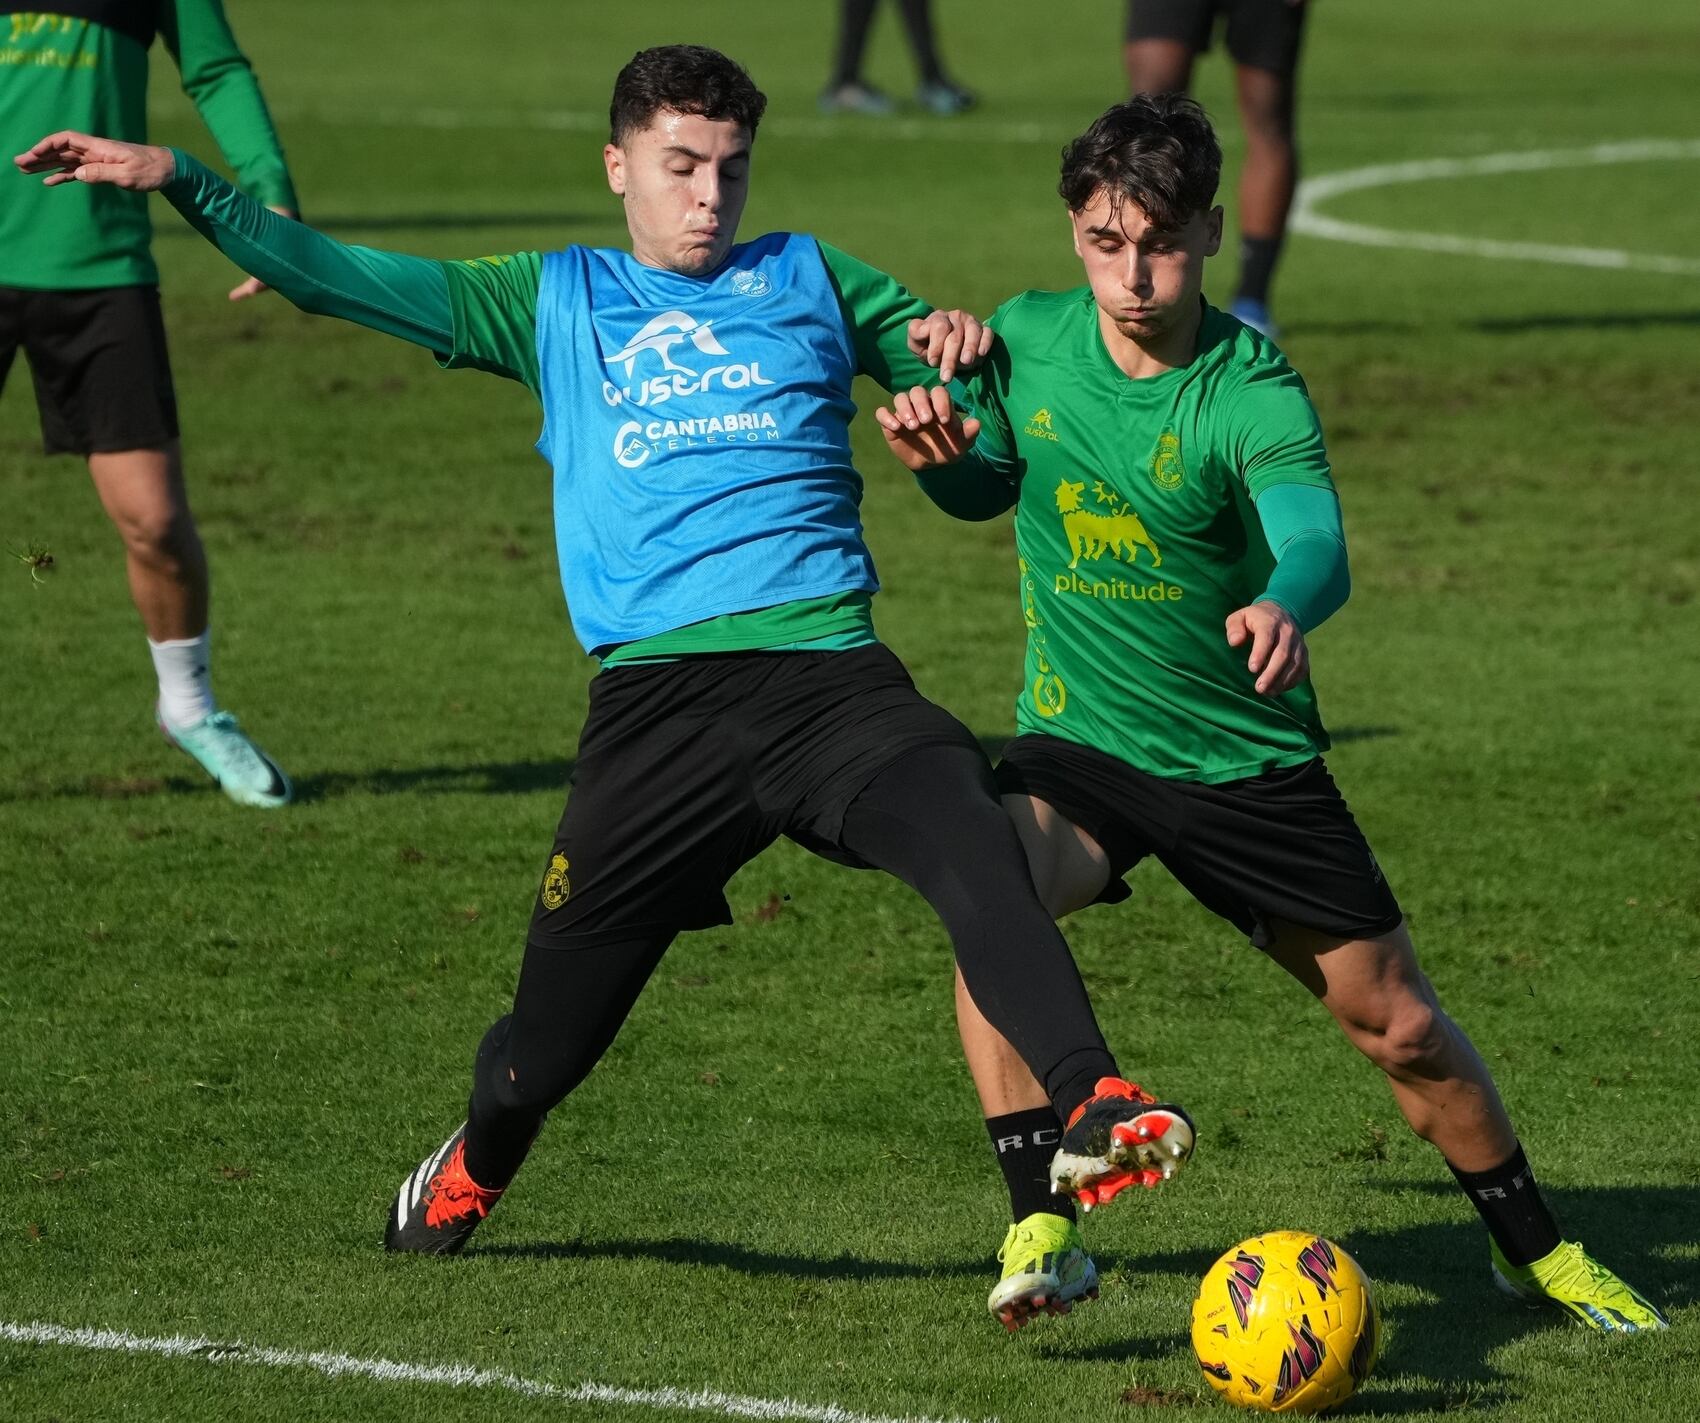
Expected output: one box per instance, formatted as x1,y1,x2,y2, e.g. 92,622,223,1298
873,384,981,471
906,309,992,383
15,131,174,192
229,206,299,301
1225,600,1309,696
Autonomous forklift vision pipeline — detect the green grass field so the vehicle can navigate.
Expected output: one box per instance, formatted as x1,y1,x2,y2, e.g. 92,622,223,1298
3,2,1697,1418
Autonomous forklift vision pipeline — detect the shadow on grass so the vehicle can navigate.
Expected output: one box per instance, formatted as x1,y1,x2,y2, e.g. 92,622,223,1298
290,759,574,802
1130,1181,1695,1415
472,1234,985,1282
2,758,575,805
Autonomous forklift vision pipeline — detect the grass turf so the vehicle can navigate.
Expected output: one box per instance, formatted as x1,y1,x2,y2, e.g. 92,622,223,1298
2,1,1697,1418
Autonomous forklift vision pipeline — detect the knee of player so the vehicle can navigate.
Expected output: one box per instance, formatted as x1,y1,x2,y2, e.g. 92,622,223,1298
116,503,198,561
1361,998,1448,1074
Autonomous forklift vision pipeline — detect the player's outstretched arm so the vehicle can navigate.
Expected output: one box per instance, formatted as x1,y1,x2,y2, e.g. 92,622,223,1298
16,133,456,351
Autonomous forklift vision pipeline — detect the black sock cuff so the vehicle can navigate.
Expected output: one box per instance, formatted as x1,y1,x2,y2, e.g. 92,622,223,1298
986,1108,1064,1153
986,1107,1075,1224
1446,1142,1531,1193
1446,1142,1561,1268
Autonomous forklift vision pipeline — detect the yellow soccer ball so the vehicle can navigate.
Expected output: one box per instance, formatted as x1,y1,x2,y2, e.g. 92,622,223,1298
1190,1231,1380,1415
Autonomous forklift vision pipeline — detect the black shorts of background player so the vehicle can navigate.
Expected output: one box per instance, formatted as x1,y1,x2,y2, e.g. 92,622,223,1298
1124,0,1309,334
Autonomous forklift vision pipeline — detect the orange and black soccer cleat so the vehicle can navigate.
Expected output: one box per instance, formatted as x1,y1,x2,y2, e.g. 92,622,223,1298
384,1123,504,1255
1049,1077,1196,1211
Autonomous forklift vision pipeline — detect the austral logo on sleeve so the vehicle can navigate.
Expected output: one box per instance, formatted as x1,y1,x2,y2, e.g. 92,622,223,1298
603,309,781,469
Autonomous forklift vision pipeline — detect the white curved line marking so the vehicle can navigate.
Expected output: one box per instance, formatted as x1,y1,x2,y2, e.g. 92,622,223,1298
1292,138,1700,275
1,1319,990,1423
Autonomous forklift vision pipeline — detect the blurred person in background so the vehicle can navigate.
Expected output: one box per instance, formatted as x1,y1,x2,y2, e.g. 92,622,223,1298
821,0,976,116
0,1,298,807
1124,0,1307,336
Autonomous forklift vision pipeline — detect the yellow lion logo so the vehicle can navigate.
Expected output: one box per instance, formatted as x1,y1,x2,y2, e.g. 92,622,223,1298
1054,478,1161,569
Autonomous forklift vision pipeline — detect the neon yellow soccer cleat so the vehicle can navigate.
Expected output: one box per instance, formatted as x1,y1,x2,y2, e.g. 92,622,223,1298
1491,1239,1668,1332
988,1211,1098,1333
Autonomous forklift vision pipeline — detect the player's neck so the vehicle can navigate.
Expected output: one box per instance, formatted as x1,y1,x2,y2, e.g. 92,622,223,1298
1096,297,1204,381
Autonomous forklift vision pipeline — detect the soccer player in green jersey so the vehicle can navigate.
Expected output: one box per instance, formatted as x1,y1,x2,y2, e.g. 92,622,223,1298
2,2,294,807
875,96,1668,1334
19,47,1198,1274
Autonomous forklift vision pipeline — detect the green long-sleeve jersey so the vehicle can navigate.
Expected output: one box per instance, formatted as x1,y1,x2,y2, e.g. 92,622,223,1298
1,2,297,289
158,152,950,660
942,291,1345,783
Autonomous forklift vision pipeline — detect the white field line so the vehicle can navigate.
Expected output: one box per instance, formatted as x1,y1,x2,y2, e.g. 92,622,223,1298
0,1319,993,1423
1291,137,1700,276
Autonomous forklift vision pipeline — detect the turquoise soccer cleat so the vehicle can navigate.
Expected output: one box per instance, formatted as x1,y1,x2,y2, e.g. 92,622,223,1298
158,707,292,808
1491,1239,1669,1332
988,1211,1098,1332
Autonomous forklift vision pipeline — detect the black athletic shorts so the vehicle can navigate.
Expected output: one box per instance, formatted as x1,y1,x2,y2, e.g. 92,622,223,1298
528,644,982,947
0,284,179,455
1126,0,1308,75
995,733,1402,949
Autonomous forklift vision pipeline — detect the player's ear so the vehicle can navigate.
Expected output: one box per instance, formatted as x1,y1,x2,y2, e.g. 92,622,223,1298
1067,209,1084,261
604,143,626,197
1203,205,1224,257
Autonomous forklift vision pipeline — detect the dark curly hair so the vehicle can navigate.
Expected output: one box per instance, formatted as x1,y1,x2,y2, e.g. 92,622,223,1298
1058,95,1222,229
609,45,768,145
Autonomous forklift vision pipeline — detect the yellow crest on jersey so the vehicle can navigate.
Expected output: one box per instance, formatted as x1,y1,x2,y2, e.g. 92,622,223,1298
1150,430,1185,490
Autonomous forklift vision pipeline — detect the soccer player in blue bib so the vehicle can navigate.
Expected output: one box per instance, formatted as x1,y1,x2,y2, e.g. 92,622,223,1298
19,46,1198,1269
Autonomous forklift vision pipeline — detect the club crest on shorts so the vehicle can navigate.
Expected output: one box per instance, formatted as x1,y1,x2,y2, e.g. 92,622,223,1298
540,853,571,910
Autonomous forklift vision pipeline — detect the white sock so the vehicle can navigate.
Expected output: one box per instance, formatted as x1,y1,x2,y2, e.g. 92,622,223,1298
148,631,216,730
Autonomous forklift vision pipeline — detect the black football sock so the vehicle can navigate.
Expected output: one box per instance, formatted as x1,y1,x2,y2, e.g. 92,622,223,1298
987,1108,1076,1223
1447,1143,1562,1267
1235,235,1284,307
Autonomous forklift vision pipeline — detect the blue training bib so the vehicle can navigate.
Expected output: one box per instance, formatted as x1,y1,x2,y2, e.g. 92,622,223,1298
534,234,878,654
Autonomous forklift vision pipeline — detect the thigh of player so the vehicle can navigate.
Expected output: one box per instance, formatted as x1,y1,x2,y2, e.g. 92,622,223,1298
526,660,776,950
994,732,1174,918
5,285,179,457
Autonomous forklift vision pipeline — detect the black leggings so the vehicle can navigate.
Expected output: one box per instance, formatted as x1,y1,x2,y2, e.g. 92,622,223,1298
463,744,1114,1189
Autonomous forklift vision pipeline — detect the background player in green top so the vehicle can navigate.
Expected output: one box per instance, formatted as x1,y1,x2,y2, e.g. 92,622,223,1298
876,95,1667,1335
1,2,296,807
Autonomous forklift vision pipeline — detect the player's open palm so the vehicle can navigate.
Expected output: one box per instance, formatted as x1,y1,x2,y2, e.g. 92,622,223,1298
15,131,174,192
874,384,981,471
